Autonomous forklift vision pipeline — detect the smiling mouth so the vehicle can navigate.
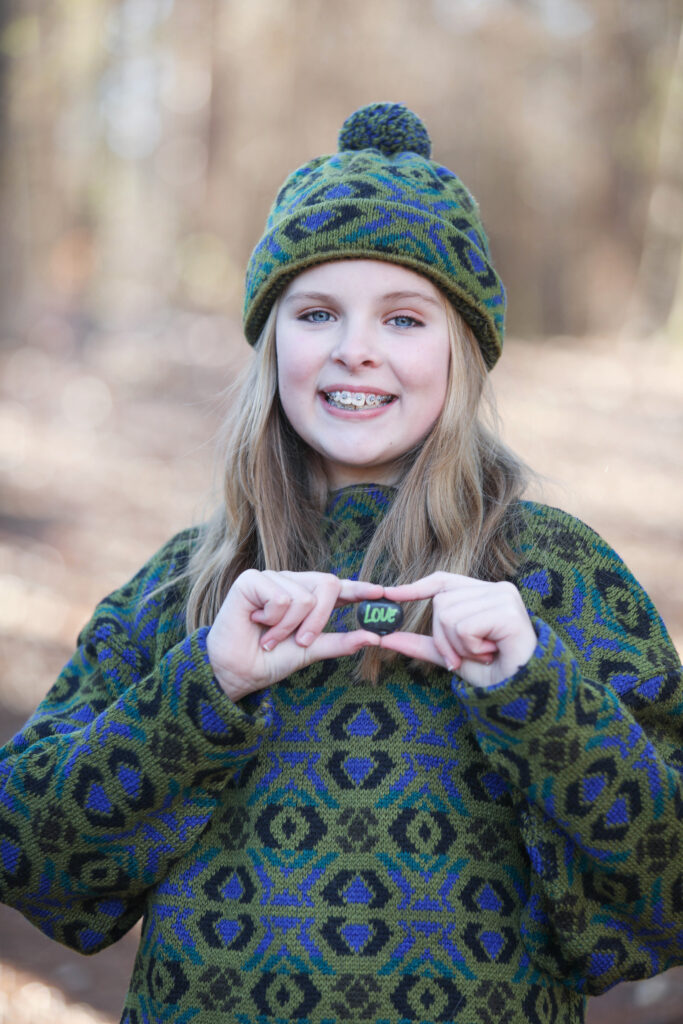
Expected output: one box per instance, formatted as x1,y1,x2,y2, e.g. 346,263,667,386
324,390,396,410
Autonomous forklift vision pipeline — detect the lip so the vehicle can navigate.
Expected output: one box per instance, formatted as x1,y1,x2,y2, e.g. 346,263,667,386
321,385,395,396
318,389,397,417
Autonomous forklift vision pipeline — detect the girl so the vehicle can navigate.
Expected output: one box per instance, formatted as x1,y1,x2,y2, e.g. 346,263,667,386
1,103,682,1024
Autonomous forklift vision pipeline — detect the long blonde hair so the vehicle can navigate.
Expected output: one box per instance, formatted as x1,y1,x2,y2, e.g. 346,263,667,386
185,295,529,682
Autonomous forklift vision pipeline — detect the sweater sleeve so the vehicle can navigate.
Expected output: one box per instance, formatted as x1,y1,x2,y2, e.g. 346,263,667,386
451,503,683,995
0,531,273,954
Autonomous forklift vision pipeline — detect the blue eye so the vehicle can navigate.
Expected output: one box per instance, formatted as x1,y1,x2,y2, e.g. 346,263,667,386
390,315,422,328
301,310,333,323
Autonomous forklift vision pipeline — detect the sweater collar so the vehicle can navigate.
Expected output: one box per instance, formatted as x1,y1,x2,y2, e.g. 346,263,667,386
322,484,396,572
324,483,396,522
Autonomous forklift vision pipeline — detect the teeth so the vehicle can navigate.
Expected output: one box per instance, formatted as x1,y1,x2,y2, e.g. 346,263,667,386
326,391,393,410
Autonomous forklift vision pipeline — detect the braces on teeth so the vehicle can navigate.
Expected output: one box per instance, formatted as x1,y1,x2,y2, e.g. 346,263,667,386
326,391,393,408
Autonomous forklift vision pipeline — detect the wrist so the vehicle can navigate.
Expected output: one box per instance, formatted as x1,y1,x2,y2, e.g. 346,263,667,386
206,627,248,703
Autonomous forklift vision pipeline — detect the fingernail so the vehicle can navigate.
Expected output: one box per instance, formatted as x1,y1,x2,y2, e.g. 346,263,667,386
262,640,275,652
447,664,456,673
298,632,314,647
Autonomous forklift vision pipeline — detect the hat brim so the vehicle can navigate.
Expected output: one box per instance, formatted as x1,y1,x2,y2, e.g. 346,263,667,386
243,200,505,370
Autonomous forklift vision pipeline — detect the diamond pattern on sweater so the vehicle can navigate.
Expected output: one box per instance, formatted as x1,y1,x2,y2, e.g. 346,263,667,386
1,492,682,1024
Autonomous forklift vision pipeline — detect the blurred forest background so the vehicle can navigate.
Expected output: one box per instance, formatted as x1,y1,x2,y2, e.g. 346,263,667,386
0,1,682,1022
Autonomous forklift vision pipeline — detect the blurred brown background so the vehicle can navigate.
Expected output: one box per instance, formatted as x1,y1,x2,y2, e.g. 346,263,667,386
0,1,682,1022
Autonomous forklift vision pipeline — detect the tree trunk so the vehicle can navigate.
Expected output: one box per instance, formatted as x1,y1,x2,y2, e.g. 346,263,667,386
623,18,683,338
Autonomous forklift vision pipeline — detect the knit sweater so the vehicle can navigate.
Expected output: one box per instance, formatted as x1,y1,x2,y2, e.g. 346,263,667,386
1,485,682,1024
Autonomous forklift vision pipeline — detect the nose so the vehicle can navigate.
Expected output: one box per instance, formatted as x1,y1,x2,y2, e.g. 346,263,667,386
330,319,380,370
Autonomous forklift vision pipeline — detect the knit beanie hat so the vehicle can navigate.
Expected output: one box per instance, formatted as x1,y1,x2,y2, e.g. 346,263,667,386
243,102,506,369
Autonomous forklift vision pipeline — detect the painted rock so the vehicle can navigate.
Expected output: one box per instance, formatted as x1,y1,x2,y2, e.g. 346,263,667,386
356,599,404,635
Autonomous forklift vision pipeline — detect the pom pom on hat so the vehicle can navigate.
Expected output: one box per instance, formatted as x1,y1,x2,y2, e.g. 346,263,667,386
338,102,432,159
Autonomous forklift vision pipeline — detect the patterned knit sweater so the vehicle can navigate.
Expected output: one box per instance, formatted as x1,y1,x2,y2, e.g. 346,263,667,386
1,485,682,1024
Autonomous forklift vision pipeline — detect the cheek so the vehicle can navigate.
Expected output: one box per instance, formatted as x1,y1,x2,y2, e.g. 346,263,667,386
276,335,315,395
275,340,323,431
401,347,450,408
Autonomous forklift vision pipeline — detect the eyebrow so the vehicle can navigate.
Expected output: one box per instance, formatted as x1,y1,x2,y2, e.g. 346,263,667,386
282,289,443,308
282,291,336,306
382,290,444,308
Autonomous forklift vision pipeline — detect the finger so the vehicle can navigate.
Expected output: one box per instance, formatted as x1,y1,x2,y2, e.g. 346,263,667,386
253,574,318,649
277,572,383,606
378,631,447,668
433,607,498,661
432,613,464,671
453,607,534,666
257,574,384,649
248,583,309,628
294,575,347,647
442,626,498,664
435,588,525,646
270,576,384,647
444,609,508,661
303,629,381,661
251,571,327,624
384,573,489,602
335,578,385,604
295,577,388,647
238,572,300,628
379,628,495,670
432,591,504,653
251,572,383,650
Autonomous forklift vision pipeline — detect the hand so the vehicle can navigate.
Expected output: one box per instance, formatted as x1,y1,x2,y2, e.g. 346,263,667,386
379,573,536,688
206,570,383,702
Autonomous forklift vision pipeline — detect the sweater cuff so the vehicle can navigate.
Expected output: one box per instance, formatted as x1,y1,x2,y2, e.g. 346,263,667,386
450,616,576,762
135,626,273,786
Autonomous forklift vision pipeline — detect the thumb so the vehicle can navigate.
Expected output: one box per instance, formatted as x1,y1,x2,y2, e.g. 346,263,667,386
302,629,380,663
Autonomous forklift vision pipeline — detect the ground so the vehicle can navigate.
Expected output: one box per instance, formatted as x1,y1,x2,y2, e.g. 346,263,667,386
0,312,681,1023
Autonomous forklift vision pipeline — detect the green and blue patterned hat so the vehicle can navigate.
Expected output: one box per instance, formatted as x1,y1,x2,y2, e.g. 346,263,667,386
243,102,506,368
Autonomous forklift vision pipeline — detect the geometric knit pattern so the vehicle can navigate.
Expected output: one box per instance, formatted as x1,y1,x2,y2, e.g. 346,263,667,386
1,484,682,1024
243,103,506,368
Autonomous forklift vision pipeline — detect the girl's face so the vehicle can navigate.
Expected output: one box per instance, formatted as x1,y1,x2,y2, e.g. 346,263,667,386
276,259,451,489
